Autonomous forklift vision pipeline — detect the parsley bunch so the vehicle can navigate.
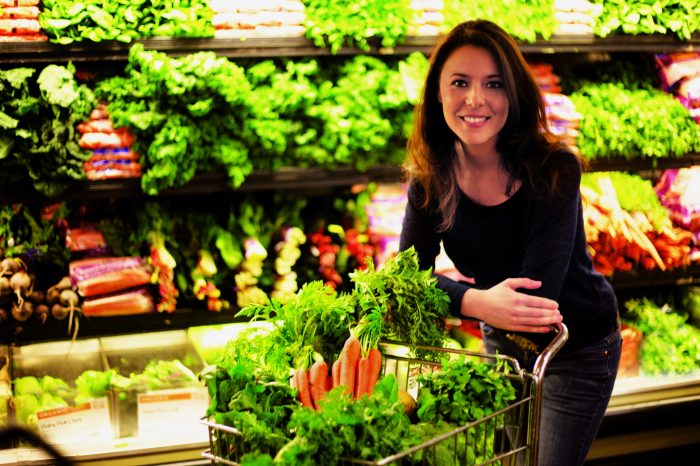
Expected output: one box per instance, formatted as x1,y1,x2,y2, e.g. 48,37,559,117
350,246,451,351
416,356,516,425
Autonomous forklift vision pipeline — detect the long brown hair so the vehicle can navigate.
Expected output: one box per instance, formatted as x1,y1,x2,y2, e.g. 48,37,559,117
404,19,582,231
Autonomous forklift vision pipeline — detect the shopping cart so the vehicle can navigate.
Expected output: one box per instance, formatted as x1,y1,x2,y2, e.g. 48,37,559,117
202,322,568,466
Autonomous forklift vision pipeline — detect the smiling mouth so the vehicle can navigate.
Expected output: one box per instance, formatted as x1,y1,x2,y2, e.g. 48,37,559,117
460,115,489,124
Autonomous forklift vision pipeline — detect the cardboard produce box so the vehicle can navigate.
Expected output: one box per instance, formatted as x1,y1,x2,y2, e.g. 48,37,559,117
10,339,114,445
99,330,209,441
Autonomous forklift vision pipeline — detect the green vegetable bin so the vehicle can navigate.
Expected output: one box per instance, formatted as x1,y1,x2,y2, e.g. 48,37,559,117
8,338,115,446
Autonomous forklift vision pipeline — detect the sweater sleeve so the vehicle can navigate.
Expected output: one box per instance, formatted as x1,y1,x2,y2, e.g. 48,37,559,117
519,152,582,301
399,183,472,316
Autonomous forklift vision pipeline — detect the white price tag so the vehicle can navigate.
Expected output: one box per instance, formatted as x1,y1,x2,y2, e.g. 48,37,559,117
36,397,113,444
136,387,209,439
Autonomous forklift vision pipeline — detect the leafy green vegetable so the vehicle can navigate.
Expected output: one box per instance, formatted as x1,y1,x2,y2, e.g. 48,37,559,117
416,356,516,425
0,64,95,196
350,246,452,352
443,0,557,42
571,82,700,161
39,0,214,44
94,44,254,194
591,0,700,40
237,281,355,376
623,298,700,375
278,379,418,464
302,0,416,53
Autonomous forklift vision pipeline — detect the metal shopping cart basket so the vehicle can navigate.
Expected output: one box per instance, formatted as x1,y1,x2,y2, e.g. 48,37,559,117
202,322,568,466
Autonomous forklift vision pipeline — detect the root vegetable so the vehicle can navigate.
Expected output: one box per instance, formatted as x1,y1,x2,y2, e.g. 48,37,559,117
45,287,60,305
51,303,69,320
0,277,10,297
47,276,72,295
34,304,49,323
26,290,44,304
12,300,33,322
0,258,19,277
59,289,80,308
10,271,31,309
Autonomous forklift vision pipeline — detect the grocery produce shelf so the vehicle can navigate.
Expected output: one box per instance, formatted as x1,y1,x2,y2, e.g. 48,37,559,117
1,34,698,64
607,265,700,289
0,306,248,346
6,154,700,203
2,165,405,202
588,153,700,173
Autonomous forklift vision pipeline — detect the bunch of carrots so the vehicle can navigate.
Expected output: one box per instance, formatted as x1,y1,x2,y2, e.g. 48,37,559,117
581,181,693,276
292,333,383,411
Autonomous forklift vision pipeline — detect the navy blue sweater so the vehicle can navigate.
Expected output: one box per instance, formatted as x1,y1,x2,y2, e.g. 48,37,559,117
399,151,619,352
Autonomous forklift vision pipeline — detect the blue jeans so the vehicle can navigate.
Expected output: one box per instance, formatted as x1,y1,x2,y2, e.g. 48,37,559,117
482,325,622,466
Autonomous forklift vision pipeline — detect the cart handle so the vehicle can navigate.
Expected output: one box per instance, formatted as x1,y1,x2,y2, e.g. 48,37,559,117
530,321,568,466
532,321,568,380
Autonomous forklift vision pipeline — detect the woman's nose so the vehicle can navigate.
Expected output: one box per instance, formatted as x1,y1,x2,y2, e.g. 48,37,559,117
465,87,483,107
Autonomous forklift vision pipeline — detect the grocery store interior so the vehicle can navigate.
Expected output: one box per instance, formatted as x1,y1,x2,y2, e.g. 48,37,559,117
1,0,699,465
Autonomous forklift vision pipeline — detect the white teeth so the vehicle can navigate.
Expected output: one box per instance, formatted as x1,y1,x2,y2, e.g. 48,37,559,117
462,116,488,123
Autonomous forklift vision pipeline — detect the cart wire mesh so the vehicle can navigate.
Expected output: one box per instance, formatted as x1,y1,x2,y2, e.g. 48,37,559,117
202,323,568,466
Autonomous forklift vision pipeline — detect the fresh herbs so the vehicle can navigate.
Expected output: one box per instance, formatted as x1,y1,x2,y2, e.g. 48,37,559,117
236,281,356,378
350,246,452,351
416,356,516,425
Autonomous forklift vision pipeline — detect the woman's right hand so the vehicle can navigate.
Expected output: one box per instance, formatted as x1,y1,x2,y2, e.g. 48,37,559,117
460,277,562,333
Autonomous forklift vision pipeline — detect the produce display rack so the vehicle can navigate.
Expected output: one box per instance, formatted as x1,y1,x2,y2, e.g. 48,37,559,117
3,154,700,203
1,34,698,65
202,324,568,466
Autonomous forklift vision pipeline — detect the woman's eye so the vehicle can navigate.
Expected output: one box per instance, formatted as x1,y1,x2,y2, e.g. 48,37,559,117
451,79,467,88
488,81,504,89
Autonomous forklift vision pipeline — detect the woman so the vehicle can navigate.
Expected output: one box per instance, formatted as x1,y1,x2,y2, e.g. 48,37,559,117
399,19,621,466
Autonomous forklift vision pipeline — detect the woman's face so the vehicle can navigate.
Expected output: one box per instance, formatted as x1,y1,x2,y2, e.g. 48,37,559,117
438,45,509,156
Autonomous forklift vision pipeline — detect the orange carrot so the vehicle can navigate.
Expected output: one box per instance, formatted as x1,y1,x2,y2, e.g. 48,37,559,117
332,357,341,388
366,348,383,394
355,356,370,398
325,375,333,391
296,369,314,409
339,335,361,397
309,360,329,410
